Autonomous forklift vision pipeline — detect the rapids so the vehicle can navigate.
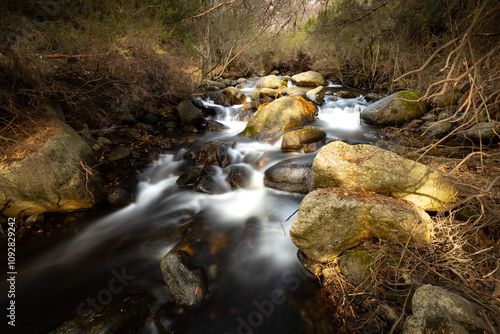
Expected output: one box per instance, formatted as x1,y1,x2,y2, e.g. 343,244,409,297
1,80,384,333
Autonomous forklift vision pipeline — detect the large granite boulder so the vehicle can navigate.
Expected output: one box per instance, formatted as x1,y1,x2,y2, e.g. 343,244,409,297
291,71,326,87
403,284,496,334
0,121,104,217
290,188,432,262
239,96,315,141
312,142,458,211
360,91,428,126
254,75,284,89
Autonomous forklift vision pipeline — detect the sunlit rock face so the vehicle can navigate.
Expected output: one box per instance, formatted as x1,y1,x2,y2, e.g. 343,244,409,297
239,96,316,141
290,188,432,262
291,71,326,87
312,141,458,211
360,90,428,126
0,121,104,217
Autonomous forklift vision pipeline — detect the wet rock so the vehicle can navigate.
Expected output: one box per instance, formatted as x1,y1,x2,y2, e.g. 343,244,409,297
222,86,246,105
107,176,137,208
305,86,325,105
291,71,326,87
251,88,280,100
184,125,199,133
236,83,246,89
205,142,231,167
25,213,45,227
254,75,284,89
459,121,499,142
281,128,326,151
403,284,495,334
303,141,324,153
239,96,316,141
133,123,154,132
160,250,209,307
205,119,229,131
421,113,437,122
177,100,205,127
337,91,357,99
290,188,432,262
364,93,382,102
108,146,132,162
50,294,155,334
361,91,428,126
313,141,458,211
213,92,231,107
176,167,202,186
226,166,249,189
237,78,247,84
194,175,226,194
0,121,104,217
264,156,314,194
97,137,113,145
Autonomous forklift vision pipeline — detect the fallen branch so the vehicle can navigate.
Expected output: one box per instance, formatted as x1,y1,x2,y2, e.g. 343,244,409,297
46,50,118,59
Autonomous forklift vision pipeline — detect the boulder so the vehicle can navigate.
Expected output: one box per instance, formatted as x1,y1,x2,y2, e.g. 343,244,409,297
194,175,227,195
337,91,358,99
176,100,205,127
0,121,104,217
254,75,284,89
422,121,453,138
291,71,326,87
213,92,231,107
264,156,314,194
176,167,202,187
250,88,280,100
239,96,316,141
222,87,246,105
290,188,432,262
226,165,250,189
305,86,325,105
403,284,495,334
360,91,428,126
281,128,326,151
160,250,209,307
312,141,458,211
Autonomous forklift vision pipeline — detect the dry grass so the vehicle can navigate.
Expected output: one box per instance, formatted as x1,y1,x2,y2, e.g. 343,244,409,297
316,151,500,333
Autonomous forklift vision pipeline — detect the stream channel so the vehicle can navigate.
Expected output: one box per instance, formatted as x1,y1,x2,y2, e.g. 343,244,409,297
3,79,385,333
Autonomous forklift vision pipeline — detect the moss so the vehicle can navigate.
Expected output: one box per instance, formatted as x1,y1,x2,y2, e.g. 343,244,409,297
239,124,258,136
345,250,373,267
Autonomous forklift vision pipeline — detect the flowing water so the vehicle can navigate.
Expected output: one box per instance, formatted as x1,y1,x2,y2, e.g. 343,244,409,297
1,80,384,333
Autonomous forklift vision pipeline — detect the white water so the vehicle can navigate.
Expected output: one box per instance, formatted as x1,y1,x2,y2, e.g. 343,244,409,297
10,82,384,333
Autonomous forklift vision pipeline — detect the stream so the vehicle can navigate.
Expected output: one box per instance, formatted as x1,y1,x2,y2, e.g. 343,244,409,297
2,80,384,333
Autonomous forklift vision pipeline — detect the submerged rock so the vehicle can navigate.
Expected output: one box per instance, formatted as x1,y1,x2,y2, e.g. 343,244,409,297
281,128,326,151
160,250,209,307
312,141,458,211
290,188,432,262
264,156,314,194
50,294,155,334
239,96,316,141
360,90,428,126
291,71,326,87
0,121,104,217
404,284,495,334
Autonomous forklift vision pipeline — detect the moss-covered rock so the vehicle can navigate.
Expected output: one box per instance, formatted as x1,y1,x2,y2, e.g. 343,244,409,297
312,141,458,211
238,96,316,141
360,90,428,126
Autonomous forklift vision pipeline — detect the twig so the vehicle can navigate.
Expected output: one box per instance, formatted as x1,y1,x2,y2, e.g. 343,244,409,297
180,0,238,23
389,285,412,334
